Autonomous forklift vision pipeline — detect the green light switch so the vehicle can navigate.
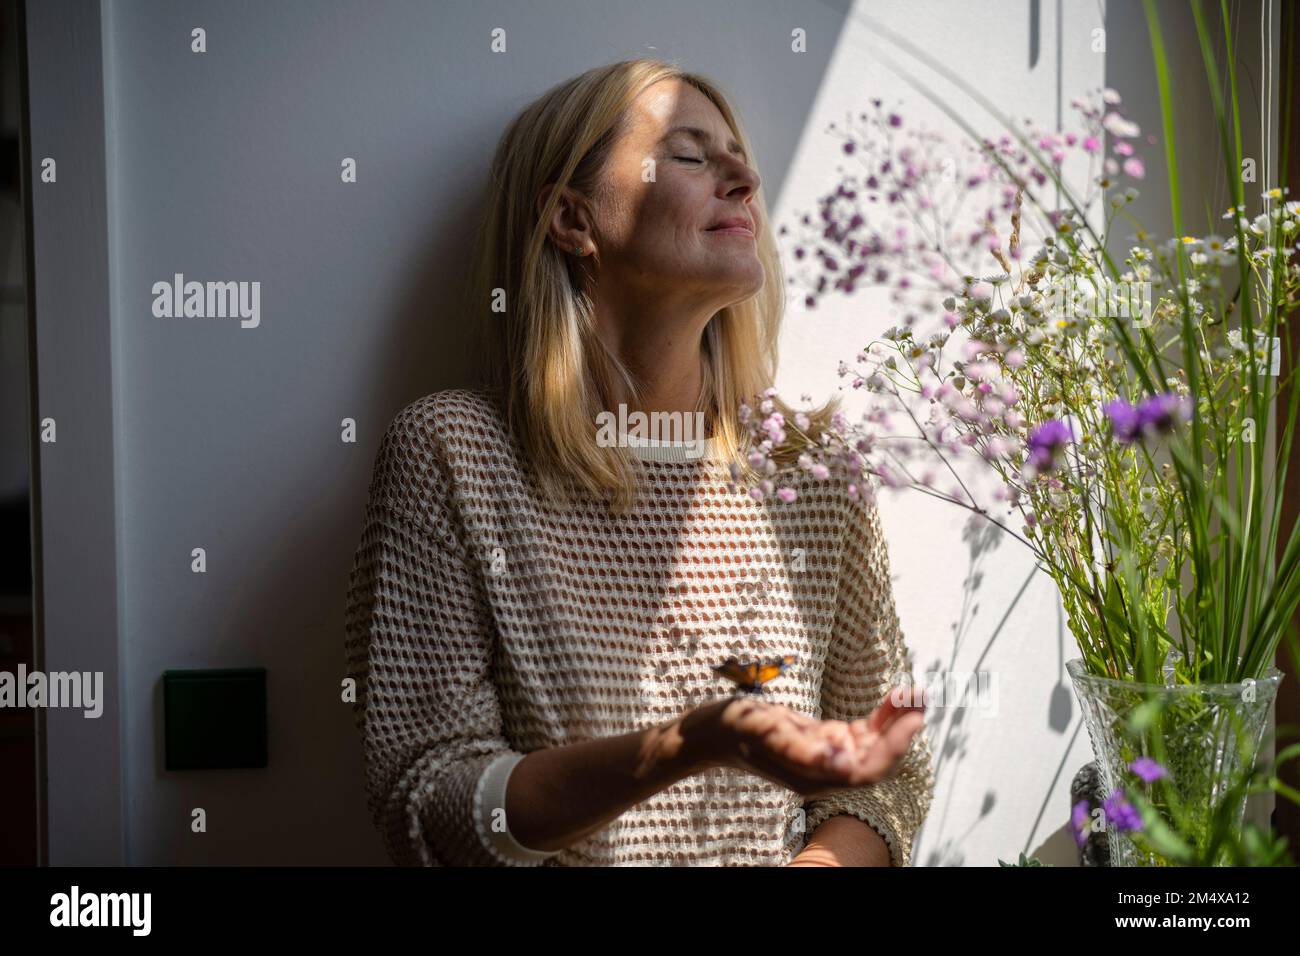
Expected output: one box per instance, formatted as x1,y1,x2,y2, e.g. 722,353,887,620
163,668,267,770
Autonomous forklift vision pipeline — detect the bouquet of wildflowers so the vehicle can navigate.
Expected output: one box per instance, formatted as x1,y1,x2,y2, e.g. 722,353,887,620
732,11,1300,691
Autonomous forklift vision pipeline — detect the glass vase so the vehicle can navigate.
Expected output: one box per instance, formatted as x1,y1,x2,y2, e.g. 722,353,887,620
1066,658,1283,866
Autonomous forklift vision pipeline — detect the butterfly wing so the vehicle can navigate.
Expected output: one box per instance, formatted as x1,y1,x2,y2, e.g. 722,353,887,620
713,658,762,692
752,661,786,686
714,655,795,693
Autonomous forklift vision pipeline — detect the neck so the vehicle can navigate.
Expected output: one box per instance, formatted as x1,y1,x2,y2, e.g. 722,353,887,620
593,296,714,423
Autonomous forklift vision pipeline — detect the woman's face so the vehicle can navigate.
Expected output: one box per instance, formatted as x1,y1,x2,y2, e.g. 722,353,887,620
555,78,766,314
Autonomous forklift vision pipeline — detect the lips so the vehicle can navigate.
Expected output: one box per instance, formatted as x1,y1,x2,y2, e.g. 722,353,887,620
706,216,755,236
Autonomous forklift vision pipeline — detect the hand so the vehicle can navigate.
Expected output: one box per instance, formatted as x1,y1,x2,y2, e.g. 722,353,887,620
705,687,926,799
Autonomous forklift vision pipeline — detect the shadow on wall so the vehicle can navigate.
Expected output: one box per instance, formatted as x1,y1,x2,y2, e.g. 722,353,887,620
864,0,1262,866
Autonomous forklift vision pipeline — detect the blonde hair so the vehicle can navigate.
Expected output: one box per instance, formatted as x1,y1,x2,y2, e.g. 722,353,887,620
467,57,838,513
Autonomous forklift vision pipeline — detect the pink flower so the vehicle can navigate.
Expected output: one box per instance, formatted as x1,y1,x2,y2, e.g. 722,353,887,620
1102,112,1140,138
1123,157,1145,179
982,436,1011,459
1082,136,1101,154
878,465,907,488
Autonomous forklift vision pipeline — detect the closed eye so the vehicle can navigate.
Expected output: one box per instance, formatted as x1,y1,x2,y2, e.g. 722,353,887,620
674,156,704,164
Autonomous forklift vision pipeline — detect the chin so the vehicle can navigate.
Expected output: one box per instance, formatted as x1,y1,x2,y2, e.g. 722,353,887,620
719,272,766,307
730,262,767,297
704,253,764,285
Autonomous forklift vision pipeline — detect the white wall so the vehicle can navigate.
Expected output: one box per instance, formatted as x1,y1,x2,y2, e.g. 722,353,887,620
774,0,1109,867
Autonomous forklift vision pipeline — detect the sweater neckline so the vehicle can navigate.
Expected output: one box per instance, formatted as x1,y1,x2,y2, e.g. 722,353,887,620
621,432,725,463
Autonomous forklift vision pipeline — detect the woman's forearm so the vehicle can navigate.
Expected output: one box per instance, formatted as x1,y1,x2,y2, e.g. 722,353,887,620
787,815,893,867
502,699,731,852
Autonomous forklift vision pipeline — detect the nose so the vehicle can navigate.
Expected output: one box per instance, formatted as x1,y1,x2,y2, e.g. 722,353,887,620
719,157,761,201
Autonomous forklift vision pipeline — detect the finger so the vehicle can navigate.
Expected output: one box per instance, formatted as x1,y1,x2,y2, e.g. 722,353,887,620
848,718,874,746
881,710,927,754
866,686,926,733
784,710,816,730
777,707,820,733
852,712,927,783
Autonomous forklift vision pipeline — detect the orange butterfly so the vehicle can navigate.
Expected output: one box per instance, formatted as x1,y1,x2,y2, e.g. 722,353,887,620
713,654,796,694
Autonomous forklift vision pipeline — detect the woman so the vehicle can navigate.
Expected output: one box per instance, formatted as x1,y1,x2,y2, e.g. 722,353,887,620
343,58,934,867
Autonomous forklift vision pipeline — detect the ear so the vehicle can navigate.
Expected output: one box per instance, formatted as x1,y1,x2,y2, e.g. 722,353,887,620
537,182,593,254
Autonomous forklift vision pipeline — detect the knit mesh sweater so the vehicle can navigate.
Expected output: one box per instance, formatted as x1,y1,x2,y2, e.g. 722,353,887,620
343,388,935,866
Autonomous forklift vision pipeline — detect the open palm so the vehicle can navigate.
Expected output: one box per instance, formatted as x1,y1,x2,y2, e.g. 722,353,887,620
716,687,926,799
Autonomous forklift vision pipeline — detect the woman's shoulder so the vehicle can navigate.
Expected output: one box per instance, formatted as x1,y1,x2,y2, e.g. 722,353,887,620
382,387,511,459
366,388,514,533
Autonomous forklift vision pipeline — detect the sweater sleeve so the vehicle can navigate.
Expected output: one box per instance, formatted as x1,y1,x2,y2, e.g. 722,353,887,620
802,488,936,867
343,406,555,866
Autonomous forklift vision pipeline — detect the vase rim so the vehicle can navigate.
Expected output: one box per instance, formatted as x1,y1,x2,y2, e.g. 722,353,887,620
1064,657,1284,693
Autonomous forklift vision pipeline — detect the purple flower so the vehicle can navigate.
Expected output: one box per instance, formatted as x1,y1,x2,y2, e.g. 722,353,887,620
1070,799,1092,847
1105,392,1192,445
1103,789,1143,833
1129,757,1169,783
1104,399,1143,443
1026,418,1073,473
1136,392,1192,437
